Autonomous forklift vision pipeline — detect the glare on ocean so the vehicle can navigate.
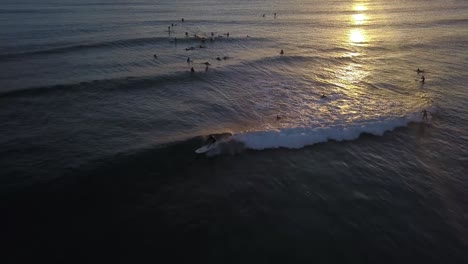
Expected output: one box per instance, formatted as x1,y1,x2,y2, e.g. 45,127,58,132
352,14,367,25
349,29,366,43
353,4,367,11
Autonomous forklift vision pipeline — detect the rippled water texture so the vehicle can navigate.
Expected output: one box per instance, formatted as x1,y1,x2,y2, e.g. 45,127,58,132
1,0,467,263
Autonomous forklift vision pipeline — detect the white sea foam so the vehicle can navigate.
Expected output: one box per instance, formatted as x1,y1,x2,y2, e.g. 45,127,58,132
231,113,425,150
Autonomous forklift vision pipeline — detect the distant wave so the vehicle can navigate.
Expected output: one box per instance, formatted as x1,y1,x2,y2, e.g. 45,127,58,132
0,8,73,15
0,51,342,98
240,54,357,69
0,71,199,98
0,36,265,60
0,37,165,60
433,18,468,26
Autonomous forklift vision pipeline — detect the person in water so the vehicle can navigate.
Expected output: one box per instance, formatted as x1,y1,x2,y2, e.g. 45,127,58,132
153,54,158,59
421,109,428,121
421,75,425,83
187,57,191,63
206,135,216,146
280,49,284,55
190,67,195,73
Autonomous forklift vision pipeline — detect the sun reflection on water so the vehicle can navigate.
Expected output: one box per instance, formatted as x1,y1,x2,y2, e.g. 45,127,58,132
334,3,370,93
348,3,368,44
352,13,366,25
349,29,366,43
353,4,367,11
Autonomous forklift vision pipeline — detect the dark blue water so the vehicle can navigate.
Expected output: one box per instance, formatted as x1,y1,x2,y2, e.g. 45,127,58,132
1,0,467,263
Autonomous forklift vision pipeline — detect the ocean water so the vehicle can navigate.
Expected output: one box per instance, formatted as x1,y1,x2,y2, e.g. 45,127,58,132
1,0,467,263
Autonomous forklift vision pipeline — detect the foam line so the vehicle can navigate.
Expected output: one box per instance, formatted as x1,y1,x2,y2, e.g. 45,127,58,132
232,114,424,150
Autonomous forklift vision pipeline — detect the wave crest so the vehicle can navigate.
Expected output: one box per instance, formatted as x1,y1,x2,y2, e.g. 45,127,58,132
231,114,422,150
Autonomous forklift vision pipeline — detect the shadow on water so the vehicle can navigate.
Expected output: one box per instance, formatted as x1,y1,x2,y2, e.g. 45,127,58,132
1,135,208,261
1,126,467,263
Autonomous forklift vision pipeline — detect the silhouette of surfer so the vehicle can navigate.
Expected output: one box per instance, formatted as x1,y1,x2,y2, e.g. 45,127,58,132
421,75,425,83
280,49,284,55
206,135,216,146
190,67,195,73
421,109,428,121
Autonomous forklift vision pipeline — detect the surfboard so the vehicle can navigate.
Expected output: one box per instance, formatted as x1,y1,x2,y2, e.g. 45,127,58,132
195,144,213,154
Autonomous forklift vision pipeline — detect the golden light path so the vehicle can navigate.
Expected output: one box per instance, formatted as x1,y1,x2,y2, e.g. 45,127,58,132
350,29,365,43
333,2,369,99
353,4,367,11
352,14,366,25
349,3,368,44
